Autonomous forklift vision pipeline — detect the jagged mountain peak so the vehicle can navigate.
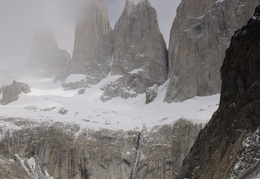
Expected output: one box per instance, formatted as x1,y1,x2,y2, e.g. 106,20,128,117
164,0,260,103
101,0,167,101
248,5,260,25
26,30,71,76
31,30,58,53
137,0,151,6
62,0,113,86
124,0,135,9
123,0,152,13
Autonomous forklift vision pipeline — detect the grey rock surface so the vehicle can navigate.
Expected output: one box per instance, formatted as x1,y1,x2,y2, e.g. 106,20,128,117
177,6,260,178
145,84,158,104
165,0,260,102
27,31,71,77
0,80,31,105
64,0,113,86
101,0,168,101
0,118,202,179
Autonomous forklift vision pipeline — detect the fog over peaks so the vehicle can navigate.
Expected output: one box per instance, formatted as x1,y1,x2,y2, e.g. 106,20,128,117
0,0,180,71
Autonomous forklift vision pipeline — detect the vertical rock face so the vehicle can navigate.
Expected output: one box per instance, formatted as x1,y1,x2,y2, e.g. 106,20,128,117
27,31,71,76
177,6,260,178
65,0,113,85
0,119,202,179
165,0,260,102
101,0,168,101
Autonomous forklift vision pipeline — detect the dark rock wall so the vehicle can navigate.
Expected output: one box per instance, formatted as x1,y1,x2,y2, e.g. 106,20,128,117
177,6,260,179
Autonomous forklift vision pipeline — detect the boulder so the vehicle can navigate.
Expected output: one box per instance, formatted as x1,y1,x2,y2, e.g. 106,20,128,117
0,81,31,105
145,84,159,104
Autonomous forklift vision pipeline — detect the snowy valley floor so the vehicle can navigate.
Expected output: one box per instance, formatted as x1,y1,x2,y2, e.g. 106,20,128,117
0,75,220,131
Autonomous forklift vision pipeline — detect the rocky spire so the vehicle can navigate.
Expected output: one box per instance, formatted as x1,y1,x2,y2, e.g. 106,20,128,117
101,0,168,101
125,0,134,9
177,5,260,178
26,30,71,76
164,0,260,102
64,0,113,85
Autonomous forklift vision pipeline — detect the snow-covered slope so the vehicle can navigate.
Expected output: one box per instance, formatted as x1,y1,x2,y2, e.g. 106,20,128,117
0,75,219,131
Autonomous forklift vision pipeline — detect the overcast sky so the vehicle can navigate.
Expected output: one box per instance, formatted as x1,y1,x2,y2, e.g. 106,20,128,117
0,0,180,70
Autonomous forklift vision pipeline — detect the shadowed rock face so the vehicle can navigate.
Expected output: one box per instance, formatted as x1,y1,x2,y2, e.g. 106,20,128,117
27,31,71,76
0,81,31,105
0,118,202,179
64,0,113,85
177,6,260,179
101,0,168,101
165,0,260,102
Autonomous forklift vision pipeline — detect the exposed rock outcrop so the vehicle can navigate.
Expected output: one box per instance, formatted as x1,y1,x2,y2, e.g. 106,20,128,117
27,31,71,76
165,0,260,102
63,0,113,87
0,81,31,105
0,118,202,179
101,0,168,101
177,6,260,178
0,155,31,179
145,84,158,104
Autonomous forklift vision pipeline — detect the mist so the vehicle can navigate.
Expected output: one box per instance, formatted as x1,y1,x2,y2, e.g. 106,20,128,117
0,0,90,71
0,0,180,71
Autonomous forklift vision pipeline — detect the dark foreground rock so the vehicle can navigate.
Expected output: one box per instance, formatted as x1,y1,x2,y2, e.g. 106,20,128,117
177,6,260,179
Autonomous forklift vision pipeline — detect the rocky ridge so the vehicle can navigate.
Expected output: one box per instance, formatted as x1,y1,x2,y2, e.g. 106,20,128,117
177,6,260,178
165,0,260,102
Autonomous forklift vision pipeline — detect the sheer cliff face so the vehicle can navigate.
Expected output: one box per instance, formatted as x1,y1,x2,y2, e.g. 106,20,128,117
101,0,168,101
66,0,113,84
177,6,260,178
27,32,71,76
165,0,260,102
0,119,201,179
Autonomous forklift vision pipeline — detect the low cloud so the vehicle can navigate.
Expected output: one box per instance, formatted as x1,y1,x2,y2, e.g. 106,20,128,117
0,0,180,71
0,0,91,70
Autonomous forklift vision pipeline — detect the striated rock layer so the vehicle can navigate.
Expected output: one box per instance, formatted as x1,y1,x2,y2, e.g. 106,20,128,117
0,118,201,179
177,6,260,179
64,0,113,86
101,0,168,101
165,0,260,102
